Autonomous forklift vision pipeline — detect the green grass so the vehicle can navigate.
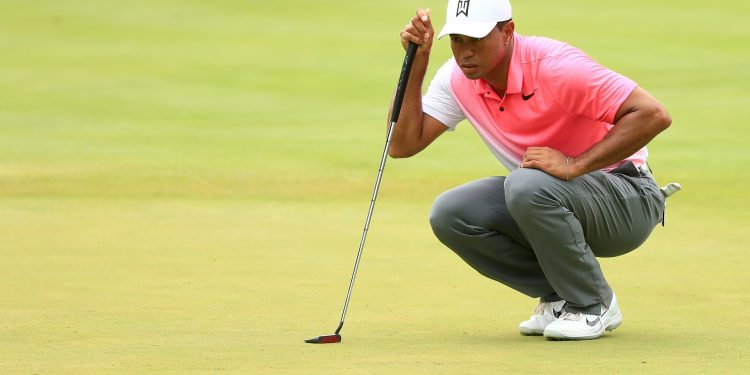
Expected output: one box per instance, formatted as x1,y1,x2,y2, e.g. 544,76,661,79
1,0,749,373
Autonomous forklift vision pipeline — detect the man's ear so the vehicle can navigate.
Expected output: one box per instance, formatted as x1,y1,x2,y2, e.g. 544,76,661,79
504,20,515,42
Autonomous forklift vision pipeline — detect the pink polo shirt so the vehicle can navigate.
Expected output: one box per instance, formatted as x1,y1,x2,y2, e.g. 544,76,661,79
422,33,646,171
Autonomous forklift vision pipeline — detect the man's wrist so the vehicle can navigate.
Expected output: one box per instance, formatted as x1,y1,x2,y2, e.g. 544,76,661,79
568,157,586,179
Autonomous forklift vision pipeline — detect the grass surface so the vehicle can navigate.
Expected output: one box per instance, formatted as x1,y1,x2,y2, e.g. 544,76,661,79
1,0,749,373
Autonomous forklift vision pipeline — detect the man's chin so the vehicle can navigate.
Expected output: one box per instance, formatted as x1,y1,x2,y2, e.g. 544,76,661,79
462,72,482,80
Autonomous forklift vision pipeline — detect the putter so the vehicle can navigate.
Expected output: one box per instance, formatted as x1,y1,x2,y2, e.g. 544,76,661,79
305,42,418,344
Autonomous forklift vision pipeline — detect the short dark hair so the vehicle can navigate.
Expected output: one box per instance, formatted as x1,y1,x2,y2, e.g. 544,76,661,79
496,19,512,30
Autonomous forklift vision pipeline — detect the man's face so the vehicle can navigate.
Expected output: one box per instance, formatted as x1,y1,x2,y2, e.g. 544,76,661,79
449,25,509,80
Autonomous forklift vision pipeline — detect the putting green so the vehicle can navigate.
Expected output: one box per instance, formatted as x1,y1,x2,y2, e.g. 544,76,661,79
1,0,748,373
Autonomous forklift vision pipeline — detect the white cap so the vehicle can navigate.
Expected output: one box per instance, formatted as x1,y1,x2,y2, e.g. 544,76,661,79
437,0,512,39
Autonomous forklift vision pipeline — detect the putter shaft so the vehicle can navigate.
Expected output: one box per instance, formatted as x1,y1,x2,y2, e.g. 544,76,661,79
306,43,419,344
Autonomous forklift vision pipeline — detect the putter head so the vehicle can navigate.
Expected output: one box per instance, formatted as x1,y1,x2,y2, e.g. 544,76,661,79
305,334,341,344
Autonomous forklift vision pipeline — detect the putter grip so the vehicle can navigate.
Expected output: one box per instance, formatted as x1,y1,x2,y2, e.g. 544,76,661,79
389,42,419,124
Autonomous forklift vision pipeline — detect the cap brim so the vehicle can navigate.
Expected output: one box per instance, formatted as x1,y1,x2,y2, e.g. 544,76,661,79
437,20,497,39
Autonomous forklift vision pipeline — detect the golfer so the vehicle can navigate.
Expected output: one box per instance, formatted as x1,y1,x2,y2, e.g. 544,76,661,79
392,0,671,340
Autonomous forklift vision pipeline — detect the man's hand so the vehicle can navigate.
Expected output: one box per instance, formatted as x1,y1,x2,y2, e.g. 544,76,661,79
521,147,578,181
400,8,434,54
388,8,447,159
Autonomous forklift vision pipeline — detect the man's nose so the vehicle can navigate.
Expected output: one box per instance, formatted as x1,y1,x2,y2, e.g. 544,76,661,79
461,48,475,60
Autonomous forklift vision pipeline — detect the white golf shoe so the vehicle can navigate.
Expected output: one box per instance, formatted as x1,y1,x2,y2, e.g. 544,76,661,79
543,293,623,340
519,300,566,336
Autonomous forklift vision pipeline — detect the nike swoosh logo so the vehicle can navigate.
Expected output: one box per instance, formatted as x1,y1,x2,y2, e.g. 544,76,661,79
522,91,535,101
586,317,601,327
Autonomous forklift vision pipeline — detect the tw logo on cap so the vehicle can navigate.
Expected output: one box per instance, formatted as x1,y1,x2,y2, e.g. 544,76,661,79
456,0,470,17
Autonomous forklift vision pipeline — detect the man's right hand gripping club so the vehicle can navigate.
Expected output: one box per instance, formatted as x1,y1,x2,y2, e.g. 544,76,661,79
389,8,449,159
401,8,434,54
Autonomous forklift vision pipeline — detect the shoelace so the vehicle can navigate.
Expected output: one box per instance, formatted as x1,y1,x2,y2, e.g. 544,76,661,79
533,302,549,315
560,311,584,321
533,300,565,316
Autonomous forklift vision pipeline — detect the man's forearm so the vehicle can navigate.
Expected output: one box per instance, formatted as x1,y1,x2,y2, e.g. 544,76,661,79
387,54,430,157
570,106,671,177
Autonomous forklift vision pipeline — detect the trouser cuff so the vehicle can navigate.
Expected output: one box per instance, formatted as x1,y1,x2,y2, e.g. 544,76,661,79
540,293,563,303
564,303,601,315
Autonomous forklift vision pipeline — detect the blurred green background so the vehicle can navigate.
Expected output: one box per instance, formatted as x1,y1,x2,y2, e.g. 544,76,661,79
1,0,748,373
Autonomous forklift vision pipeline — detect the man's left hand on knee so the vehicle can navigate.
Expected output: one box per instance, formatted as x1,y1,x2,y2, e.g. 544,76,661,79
521,147,577,181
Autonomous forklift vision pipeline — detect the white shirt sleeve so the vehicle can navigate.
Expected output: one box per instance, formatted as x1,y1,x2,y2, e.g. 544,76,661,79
422,59,465,131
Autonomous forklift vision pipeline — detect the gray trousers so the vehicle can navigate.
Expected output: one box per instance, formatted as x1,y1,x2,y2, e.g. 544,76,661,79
429,162,665,314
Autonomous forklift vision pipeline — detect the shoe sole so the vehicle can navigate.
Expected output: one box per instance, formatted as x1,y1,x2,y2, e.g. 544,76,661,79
519,327,544,336
544,327,604,341
604,310,623,332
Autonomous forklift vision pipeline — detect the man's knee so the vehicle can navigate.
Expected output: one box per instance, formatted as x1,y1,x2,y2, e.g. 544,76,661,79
430,177,507,243
504,168,561,215
429,190,459,240
429,185,486,242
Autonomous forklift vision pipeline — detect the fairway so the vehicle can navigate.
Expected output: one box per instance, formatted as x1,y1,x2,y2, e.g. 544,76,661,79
2,0,749,373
